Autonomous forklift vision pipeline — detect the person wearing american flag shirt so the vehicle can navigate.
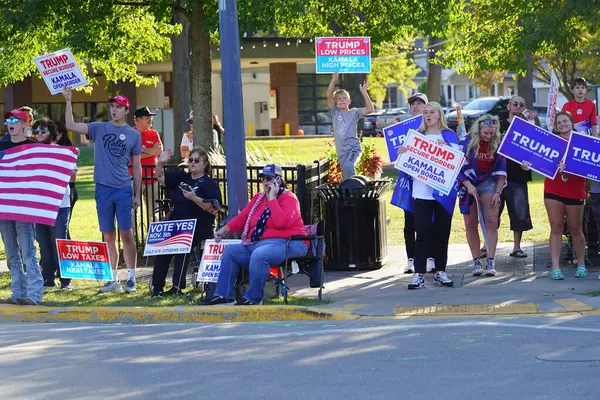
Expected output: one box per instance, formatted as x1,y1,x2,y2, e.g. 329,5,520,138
63,86,142,294
0,109,44,305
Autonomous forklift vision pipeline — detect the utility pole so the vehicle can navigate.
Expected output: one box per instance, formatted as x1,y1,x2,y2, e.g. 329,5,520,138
218,0,248,215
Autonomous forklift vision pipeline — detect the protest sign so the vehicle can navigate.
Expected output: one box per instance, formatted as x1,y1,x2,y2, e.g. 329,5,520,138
394,129,465,195
563,131,600,182
34,48,88,95
56,239,112,281
143,219,197,256
383,115,422,162
315,37,371,74
546,71,559,131
497,117,568,179
574,120,593,136
197,239,242,283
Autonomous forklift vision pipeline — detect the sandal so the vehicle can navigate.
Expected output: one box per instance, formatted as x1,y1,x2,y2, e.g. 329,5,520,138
550,269,565,280
479,247,487,259
510,250,527,258
575,267,589,278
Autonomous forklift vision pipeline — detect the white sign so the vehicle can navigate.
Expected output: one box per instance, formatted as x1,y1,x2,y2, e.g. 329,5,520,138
394,129,465,195
197,239,242,283
143,219,197,257
34,48,88,95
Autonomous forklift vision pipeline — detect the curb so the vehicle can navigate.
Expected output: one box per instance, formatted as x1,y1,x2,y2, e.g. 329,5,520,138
0,305,359,324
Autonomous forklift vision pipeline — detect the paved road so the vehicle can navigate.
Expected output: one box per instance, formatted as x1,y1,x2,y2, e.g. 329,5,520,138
1,316,600,399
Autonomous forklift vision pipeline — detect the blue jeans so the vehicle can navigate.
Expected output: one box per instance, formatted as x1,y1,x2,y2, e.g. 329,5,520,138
214,239,308,303
339,148,362,180
0,220,43,303
36,207,71,286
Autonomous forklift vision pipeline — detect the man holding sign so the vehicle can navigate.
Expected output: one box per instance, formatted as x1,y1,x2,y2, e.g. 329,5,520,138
64,86,142,294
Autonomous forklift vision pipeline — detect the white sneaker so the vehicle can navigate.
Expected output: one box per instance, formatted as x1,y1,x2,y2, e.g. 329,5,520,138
472,260,483,276
426,258,436,273
99,281,123,293
408,273,425,290
485,259,497,276
404,258,415,274
434,271,453,287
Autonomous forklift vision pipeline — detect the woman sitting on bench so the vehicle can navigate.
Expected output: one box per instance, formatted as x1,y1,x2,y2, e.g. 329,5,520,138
206,164,308,306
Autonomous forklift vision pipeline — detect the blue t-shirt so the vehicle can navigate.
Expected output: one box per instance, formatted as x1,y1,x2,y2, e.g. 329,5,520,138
88,122,141,188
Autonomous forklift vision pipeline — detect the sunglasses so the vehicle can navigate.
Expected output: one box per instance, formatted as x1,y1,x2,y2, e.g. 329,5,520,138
188,157,202,164
511,102,525,107
5,118,20,124
33,129,49,135
479,119,498,126
262,176,276,182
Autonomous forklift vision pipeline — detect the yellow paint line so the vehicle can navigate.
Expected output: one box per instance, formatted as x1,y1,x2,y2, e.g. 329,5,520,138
395,303,539,316
554,299,593,312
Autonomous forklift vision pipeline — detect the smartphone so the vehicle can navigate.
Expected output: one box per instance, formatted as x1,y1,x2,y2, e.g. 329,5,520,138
179,183,193,192
275,176,282,185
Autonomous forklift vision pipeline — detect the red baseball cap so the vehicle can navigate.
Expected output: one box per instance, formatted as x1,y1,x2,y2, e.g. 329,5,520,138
108,94,130,109
4,109,28,122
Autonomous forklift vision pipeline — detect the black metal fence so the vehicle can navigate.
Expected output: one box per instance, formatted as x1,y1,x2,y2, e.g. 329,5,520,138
129,161,330,249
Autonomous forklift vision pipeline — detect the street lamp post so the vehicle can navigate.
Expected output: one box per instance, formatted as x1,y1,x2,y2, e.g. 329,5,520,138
218,0,248,216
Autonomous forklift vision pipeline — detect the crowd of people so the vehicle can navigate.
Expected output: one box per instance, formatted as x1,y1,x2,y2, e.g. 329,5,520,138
1,75,599,306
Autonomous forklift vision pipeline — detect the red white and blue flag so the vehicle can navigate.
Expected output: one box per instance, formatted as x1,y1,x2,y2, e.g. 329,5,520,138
143,219,197,256
0,143,78,226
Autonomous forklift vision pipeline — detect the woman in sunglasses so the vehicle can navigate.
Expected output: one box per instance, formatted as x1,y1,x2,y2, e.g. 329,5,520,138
458,115,506,277
153,147,222,297
541,111,587,280
32,118,76,291
207,164,308,305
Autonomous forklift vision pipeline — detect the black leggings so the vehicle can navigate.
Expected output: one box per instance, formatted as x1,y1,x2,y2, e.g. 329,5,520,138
413,199,452,274
403,210,416,259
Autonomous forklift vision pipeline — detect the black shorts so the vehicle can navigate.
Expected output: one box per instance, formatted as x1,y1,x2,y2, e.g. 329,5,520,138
499,182,533,232
544,192,585,206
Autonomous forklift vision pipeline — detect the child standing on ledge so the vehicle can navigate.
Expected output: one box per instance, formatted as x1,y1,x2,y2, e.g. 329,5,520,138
327,72,374,179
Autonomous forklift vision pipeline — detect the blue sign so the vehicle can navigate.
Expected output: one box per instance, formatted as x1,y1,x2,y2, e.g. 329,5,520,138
383,115,422,162
497,117,568,179
563,131,600,182
143,219,197,256
574,120,593,135
57,240,112,281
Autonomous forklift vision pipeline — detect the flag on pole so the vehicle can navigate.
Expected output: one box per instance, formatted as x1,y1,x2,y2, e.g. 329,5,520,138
0,143,78,226
546,71,559,131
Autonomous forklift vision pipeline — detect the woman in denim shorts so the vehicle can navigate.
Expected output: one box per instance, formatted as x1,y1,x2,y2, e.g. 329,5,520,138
458,115,507,276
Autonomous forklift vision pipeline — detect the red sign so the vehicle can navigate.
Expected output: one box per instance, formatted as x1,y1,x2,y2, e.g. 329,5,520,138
315,37,371,57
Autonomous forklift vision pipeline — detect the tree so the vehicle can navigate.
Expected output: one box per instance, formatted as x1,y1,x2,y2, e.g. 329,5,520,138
367,39,421,108
472,70,508,94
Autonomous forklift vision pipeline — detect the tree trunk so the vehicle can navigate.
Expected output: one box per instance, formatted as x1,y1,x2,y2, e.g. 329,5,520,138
426,37,442,103
517,53,534,107
172,2,191,161
189,0,214,151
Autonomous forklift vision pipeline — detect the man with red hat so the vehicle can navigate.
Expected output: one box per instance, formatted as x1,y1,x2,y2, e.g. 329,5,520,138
63,86,142,294
0,109,44,305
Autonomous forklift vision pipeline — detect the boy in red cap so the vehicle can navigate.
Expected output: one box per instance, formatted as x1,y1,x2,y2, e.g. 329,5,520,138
0,109,44,305
63,86,142,294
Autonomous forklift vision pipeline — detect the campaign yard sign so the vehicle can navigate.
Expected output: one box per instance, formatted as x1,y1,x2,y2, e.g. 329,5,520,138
383,115,422,163
34,48,88,95
315,37,371,74
574,120,593,136
563,131,600,182
498,117,568,179
394,129,465,196
197,239,242,283
143,219,197,256
57,240,112,281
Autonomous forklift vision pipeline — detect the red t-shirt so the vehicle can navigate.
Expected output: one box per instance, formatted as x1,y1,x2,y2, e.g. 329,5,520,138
562,100,597,125
129,128,162,181
544,173,586,200
475,142,494,174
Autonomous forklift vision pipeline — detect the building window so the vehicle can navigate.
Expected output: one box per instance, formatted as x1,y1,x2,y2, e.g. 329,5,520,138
468,85,475,99
297,74,333,135
532,88,537,105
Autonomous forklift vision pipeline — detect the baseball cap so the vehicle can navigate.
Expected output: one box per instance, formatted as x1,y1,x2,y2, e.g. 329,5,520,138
108,94,130,109
4,109,28,122
134,106,157,118
259,164,283,177
408,93,428,105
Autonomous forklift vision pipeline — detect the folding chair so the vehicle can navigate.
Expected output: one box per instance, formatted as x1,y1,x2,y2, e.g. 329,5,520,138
278,221,325,304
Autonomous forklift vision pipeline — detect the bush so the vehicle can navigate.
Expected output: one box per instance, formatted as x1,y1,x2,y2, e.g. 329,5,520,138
322,141,384,182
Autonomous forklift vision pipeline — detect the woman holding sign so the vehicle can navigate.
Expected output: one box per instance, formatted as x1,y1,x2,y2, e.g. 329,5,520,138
152,147,222,298
542,111,588,280
458,115,506,277
398,102,462,290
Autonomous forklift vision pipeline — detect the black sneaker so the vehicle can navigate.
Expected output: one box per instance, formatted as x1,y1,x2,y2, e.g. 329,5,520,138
204,296,235,305
16,297,39,306
60,282,73,291
43,281,57,291
0,297,18,305
234,298,263,306
151,291,165,299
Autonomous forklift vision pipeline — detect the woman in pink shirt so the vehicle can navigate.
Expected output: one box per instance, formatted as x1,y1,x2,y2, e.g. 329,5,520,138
206,164,308,305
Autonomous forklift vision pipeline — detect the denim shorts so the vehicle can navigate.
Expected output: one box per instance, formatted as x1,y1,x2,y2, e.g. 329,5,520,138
95,183,133,232
477,178,497,195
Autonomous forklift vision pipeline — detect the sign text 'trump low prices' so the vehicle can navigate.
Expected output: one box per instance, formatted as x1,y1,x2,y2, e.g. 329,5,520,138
315,37,371,74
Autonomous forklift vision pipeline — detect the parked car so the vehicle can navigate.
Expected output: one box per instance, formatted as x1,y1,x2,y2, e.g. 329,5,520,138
363,110,384,137
375,108,410,134
446,97,510,131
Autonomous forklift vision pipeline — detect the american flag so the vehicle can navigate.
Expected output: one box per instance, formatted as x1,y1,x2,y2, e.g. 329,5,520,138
0,143,78,226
